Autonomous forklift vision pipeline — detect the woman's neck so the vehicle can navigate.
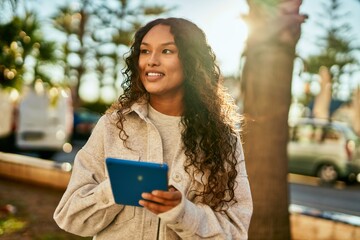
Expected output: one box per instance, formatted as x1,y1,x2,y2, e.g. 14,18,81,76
149,96,184,116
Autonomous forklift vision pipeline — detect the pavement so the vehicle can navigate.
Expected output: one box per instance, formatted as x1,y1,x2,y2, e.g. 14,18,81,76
291,213,360,240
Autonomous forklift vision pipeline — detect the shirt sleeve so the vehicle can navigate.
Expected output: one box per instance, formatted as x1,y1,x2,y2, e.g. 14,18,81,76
53,116,123,236
158,139,253,239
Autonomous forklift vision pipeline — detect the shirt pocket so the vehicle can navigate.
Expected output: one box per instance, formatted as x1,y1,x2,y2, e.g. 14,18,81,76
115,206,136,224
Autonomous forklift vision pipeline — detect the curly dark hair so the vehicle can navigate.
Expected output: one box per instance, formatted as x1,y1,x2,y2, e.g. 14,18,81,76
108,17,242,211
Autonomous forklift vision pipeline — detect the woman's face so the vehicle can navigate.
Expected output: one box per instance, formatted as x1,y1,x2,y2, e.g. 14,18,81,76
139,24,184,100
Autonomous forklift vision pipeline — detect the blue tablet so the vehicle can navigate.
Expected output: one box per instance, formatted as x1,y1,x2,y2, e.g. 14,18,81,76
105,158,168,207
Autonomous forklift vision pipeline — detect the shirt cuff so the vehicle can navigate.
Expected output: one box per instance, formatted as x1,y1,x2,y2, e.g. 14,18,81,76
158,195,204,237
96,179,116,206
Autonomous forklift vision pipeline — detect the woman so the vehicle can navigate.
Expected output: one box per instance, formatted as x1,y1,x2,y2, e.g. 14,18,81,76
54,17,252,239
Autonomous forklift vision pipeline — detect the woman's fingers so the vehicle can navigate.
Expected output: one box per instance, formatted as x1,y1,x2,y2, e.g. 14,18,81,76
141,191,181,205
138,200,173,214
153,190,182,201
139,189,182,214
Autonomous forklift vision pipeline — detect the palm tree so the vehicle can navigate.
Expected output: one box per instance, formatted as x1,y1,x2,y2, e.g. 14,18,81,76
240,0,306,239
0,12,58,90
302,0,359,102
51,0,170,107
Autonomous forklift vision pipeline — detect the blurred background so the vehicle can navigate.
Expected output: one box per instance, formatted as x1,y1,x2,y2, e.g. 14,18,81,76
0,0,360,239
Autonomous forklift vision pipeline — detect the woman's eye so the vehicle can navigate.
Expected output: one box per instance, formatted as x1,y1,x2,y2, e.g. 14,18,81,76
162,49,173,54
140,49,149,54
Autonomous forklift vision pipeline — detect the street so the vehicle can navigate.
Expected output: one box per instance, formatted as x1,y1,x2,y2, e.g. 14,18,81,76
290,182,360,217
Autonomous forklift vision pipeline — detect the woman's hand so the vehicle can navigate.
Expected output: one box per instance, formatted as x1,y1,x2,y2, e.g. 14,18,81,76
139,186,182,214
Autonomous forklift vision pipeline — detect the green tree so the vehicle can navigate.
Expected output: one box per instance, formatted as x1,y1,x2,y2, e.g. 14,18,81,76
0,12,58,90
302,0,359,101
51,0,170,107
240,0,306,239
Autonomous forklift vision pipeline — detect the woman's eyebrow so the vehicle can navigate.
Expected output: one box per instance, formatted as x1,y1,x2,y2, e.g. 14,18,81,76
141,42,176,46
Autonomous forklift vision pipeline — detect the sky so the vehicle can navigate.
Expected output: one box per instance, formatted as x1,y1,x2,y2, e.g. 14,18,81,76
162,0,360,100
11,0,360,102
146,0,360,77
158,0,250,76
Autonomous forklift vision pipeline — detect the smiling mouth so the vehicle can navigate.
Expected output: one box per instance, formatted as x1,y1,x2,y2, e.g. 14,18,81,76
146,72,164,77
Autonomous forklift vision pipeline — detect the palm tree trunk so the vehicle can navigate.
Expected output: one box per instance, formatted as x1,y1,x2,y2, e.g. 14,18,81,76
241,0,306,239
242,45,294,240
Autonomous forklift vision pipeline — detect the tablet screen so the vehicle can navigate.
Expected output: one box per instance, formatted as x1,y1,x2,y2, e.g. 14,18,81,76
106,158,168,207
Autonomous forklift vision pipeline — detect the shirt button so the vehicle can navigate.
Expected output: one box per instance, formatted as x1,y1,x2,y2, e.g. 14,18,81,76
172,172,182,183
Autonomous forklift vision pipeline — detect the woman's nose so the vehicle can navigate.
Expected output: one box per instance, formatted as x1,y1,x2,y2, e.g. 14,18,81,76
147,53,160,67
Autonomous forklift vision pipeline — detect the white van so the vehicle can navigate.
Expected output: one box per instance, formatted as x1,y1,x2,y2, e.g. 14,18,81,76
15,85,73,158
0,85,73,159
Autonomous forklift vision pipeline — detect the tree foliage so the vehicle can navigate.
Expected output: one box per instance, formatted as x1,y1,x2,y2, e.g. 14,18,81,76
51,0,170,106
302,0,359,99
0,0,170,105
0,12,58,90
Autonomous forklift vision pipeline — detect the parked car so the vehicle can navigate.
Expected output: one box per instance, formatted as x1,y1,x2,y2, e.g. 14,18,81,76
72,108,101,140
288,118,360,184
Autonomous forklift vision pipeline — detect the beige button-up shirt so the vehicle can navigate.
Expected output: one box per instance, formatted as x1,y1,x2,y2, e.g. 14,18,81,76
53,101,253,239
